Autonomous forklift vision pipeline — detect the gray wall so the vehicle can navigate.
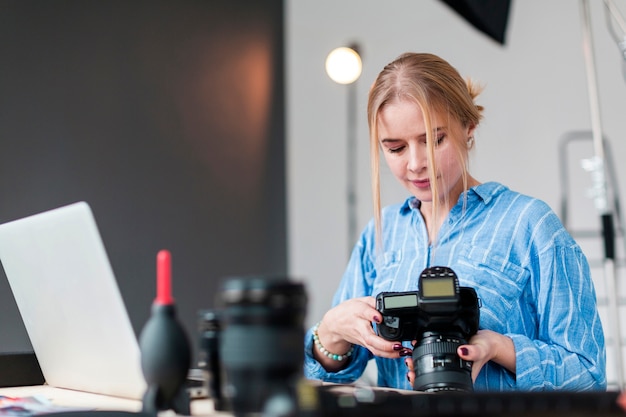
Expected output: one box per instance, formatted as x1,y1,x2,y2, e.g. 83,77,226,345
0,0,286,363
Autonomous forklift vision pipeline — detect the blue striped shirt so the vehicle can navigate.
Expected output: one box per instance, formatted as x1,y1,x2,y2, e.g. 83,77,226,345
304,182,606,391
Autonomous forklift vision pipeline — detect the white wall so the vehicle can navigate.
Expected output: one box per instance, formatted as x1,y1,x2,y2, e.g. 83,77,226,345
286,0,626,388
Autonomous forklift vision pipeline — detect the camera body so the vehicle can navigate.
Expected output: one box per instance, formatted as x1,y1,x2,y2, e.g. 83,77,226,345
376,266,480,392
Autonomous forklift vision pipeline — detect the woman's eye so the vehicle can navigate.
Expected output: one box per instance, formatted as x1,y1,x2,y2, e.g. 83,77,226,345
433,134,446,146
387,146,404,154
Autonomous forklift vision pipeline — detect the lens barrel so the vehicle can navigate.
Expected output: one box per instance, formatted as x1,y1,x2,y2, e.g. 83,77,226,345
219,275,307,416
412,333,473,392
197,309,227,410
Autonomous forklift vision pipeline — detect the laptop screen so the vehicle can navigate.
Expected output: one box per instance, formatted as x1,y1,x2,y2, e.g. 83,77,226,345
0,202,146,400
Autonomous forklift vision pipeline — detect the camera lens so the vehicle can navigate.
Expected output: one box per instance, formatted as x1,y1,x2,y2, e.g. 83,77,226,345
197,309,226,410
219,275,307,416
412,332,473,392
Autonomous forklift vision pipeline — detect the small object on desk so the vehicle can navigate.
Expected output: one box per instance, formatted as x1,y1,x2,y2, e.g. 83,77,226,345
219,275,307,416
197,310,227,411
138,250,192,416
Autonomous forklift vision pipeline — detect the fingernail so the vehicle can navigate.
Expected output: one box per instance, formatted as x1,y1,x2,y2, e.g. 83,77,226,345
392,344,403,351
373,316,380,323
460,347,469,356
399,348,413,357
407,374,411,382
404,358,411,367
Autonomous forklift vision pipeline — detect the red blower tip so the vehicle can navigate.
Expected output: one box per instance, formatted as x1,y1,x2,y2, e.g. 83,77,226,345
156,249,174,305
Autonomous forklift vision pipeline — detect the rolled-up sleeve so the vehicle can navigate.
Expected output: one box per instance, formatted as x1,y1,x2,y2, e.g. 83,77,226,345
302,225,377,383
303,326,373,383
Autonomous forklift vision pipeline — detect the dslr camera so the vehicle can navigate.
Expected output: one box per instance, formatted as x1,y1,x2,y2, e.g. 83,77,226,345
376,266,480,392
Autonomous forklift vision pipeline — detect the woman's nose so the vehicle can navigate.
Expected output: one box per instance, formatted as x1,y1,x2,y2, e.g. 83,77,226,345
407,146,427,173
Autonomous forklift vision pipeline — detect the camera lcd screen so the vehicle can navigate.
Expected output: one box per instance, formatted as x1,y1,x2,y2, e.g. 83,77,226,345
384,293,418,309
421,277,455,297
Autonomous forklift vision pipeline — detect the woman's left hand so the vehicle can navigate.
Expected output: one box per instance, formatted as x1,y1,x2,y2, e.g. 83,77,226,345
406,329,516,385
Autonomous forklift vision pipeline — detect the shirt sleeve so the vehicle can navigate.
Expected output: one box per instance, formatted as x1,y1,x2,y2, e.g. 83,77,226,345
303,326,373,383
512,240,606,390
302,224,377,383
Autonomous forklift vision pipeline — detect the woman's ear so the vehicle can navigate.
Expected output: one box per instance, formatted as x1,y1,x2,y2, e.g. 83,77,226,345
466,124,476,138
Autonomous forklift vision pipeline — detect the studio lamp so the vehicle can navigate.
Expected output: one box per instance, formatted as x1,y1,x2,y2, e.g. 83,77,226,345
325,46,362,84
325,44,362,254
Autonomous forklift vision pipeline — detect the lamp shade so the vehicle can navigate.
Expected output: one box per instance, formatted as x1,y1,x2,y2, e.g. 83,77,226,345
325,46,362,84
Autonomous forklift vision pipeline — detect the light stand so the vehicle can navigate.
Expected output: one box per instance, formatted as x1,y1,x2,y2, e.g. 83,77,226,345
325,45,363,255
346,75,358,255
579,0,624,389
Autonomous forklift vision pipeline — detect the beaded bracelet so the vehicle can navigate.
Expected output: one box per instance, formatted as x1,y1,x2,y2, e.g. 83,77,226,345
312,322,354,361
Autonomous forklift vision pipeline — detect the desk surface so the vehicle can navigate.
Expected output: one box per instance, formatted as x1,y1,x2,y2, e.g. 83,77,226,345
0,385,218,416
3,384,625,417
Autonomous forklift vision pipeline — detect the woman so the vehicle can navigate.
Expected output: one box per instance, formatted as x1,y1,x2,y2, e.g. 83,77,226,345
303,52,606,391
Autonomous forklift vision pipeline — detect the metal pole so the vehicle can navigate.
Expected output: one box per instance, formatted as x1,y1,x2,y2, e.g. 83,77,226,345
347,80,358,255
579,0,624,389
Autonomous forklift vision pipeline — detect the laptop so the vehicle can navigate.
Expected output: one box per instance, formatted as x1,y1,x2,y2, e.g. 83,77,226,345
0,202,147,400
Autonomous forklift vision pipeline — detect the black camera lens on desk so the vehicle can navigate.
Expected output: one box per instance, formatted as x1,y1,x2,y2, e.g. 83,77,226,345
197,309,226,411
216,275,308,417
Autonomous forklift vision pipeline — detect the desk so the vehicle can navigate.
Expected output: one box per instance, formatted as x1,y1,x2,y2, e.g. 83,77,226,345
0,385,219,416
2,384,625,417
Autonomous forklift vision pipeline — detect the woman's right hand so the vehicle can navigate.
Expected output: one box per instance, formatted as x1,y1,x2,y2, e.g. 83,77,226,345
313,296,413,372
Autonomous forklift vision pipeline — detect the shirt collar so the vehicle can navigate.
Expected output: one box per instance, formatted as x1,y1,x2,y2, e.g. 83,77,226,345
398,181,506,215
467,181,506,205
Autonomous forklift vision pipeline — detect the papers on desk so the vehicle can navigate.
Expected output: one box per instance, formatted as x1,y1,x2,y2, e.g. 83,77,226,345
0,395,90,416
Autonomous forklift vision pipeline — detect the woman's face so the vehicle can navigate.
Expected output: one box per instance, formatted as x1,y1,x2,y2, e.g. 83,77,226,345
377,99,470,208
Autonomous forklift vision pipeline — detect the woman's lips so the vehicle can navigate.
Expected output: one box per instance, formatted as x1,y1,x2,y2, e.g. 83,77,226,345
411,179,430,189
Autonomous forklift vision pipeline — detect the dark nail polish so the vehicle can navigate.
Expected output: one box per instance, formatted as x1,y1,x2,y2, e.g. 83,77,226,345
407,374,411,382
373,316,380,323
404,358,411,367
393,344,403,351
460,347,469,356
399,348,413,357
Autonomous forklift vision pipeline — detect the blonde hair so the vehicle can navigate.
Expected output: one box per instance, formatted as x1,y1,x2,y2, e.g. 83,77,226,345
367,52,484,248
